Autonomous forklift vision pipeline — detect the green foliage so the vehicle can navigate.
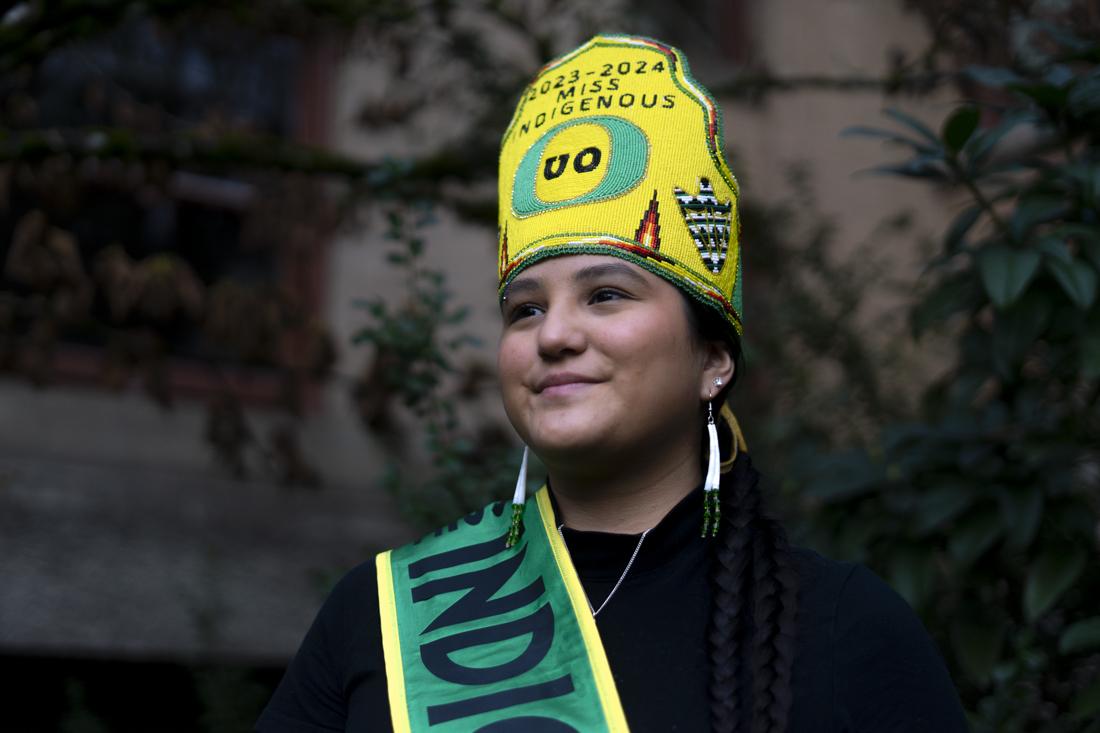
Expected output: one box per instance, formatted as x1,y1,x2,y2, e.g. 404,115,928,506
351,205,525,528
826,22,1100,732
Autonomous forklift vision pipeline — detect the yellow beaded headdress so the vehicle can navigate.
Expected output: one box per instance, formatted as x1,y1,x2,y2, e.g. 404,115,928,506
497,34,743,340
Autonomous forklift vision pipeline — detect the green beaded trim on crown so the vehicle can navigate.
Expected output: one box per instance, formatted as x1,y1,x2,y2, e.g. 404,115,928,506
498,239,743,338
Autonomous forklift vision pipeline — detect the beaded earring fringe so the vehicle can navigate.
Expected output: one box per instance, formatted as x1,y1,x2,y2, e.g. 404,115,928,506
702,401,721,537
506,446,529,548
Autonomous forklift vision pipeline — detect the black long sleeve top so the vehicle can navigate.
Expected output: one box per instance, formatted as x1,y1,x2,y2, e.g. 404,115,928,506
257,488,969,732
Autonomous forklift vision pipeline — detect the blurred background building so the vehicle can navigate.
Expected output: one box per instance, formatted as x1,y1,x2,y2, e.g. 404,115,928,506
2,1,1097,731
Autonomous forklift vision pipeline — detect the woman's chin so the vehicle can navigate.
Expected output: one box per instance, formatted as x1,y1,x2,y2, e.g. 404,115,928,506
526,421,615,464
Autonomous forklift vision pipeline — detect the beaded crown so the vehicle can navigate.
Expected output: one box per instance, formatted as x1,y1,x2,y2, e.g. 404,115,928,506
498,34,744,339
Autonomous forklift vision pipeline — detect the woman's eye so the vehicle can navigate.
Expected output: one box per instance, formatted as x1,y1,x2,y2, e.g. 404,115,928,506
507,304,542,322
590,288,625,304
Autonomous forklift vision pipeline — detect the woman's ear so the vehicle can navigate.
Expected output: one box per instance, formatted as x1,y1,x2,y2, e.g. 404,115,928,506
700,340,736,400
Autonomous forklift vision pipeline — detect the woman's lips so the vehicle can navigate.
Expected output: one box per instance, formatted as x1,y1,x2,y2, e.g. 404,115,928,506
539,381,597,397
534,373,602,395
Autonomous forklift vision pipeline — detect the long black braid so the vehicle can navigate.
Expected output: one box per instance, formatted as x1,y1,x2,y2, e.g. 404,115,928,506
681,294,799,733
708,452,799,733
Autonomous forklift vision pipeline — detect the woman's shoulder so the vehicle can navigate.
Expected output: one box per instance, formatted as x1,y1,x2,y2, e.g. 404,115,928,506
788,547,926,633
326,557,382,613
787,546,931,642
786,547,969,731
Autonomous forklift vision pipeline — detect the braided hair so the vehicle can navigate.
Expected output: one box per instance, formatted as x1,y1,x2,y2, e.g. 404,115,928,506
709,453,798,733
682,296,800,733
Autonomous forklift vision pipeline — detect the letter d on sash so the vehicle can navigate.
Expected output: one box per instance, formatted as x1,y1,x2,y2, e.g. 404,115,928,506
421,603,554,685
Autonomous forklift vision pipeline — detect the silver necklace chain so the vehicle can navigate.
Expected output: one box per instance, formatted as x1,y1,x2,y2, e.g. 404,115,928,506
557,523,651,617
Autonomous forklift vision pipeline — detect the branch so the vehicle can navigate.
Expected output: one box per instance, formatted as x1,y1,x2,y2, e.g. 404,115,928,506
0,0,415,72
0,126,494,190
708,70,955,100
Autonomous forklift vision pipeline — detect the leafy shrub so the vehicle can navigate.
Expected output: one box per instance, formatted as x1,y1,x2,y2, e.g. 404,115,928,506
813,22,1100,732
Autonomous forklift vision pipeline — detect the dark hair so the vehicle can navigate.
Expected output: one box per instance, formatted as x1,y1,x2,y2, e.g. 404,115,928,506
682,294,799,733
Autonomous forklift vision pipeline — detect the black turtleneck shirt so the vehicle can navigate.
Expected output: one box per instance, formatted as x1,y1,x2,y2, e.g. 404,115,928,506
257,489,969,732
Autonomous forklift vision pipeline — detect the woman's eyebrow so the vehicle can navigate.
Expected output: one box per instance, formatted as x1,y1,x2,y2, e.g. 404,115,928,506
501,276,541,304
573,262,649,287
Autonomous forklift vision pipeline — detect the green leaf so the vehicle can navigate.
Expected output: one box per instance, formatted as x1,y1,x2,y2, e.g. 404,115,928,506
943,205,982,253
914,485,975,534
883,107,942,147
949,510,1002,566
1044,64,1075,88
910,272,982,336
951,617,1005,685
1046,257,1098,309
839,125,938,154
1082,330,1100,380
802,450,879,503
1068,70,1100,119
864,157,948,180
992,296,1052,379
1079,237,1100,272
943,106,980,152
978,246,1041,307
998,487,1043,550
963,110,1037,168
963,66,1025,89
1011,195,1068,241
1060,618,1100,655
1036,236,1073,262
1009,82,1070,109
1024,548,1086,621
890,548,937,610
1072,676,1100,721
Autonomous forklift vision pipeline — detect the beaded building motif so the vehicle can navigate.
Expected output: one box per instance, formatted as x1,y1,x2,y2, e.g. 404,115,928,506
673,177,732,275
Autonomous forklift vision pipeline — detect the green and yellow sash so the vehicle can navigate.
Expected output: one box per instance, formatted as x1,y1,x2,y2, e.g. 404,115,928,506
376,487,629,732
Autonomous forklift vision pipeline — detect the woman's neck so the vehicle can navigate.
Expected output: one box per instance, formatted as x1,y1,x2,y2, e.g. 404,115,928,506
546,447,702,534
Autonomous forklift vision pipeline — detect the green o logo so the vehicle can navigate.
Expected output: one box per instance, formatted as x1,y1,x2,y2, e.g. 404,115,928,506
511,116,649,218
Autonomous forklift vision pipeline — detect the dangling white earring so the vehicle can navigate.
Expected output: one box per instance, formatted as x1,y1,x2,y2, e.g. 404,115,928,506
506,445,529,547
702,399,722,537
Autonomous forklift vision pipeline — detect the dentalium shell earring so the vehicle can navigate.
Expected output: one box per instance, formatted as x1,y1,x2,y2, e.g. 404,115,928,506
506,445,529,547
702,378,722,537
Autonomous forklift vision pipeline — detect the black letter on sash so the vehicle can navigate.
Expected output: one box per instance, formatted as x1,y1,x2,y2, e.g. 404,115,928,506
463,501,504,526
573,147,601,173
420,602,554,684
408,532,507,579
477,717,579,732
412,546,544,633
543,154,568,180
426,673,574,725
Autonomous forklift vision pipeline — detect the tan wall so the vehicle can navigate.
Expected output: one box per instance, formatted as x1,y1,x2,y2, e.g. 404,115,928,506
730,0,954,266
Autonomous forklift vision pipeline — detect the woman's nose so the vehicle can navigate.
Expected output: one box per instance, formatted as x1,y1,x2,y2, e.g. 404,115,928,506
536,303,587,359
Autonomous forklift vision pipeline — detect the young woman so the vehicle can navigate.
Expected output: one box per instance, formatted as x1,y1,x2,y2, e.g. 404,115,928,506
257,35,969,733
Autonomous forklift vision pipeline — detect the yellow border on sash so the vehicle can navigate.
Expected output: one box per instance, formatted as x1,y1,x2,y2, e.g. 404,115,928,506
536,488,631,732
376,551,413,733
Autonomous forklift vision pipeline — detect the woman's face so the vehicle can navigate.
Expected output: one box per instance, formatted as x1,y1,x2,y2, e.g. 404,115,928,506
498,255,718,473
